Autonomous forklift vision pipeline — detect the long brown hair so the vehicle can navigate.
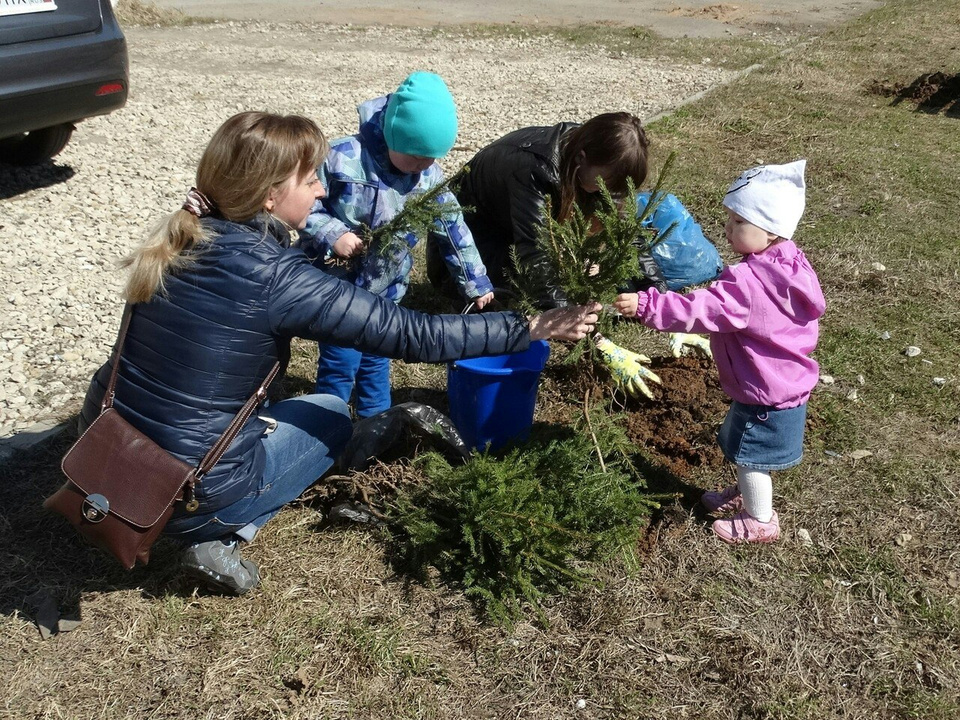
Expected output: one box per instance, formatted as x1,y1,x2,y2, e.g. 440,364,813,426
556,112,649,222
123,112,328,303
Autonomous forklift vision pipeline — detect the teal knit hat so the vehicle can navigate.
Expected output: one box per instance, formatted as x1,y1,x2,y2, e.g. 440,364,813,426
383,72,458,159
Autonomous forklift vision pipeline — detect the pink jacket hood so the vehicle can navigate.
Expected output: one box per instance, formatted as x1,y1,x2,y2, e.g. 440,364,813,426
636,240,825,408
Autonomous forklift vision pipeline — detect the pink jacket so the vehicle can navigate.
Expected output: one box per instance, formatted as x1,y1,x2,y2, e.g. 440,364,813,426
636,240,825,409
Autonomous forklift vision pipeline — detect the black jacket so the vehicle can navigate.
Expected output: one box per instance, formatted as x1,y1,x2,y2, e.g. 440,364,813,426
427,123,666,310
81,215,530,518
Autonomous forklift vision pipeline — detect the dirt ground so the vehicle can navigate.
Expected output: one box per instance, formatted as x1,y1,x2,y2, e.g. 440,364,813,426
150,0,882,38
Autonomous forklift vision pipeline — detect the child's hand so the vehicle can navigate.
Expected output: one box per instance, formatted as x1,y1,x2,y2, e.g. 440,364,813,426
613,293,640,318
473,292,495,310
332,232,364,258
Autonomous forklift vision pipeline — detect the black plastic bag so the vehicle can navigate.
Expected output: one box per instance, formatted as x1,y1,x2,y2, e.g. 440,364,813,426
339,402,471,472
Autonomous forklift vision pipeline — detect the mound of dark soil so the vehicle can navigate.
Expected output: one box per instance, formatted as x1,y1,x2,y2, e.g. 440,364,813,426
868,71,960,116
619,354,728,478
539,351,729,479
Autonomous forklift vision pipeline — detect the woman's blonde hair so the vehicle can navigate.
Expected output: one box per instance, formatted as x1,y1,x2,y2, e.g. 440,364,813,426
123,112,328,303
556,112,649,222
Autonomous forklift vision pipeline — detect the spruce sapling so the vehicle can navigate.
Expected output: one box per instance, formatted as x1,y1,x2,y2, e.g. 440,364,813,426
388,419,654,626
356,166,470,260
512,154,678,359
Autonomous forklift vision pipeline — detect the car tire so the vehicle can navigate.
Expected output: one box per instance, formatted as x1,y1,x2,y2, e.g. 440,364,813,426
0,124,74,166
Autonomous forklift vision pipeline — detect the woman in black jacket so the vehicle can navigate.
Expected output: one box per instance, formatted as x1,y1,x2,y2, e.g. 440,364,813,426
427,112,664,310
79,112,599,595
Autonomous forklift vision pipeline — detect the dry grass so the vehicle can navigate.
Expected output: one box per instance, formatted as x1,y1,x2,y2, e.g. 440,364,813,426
3,0,960,718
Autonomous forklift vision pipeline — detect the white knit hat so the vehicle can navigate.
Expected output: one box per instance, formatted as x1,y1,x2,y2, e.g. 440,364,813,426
723,159,806,240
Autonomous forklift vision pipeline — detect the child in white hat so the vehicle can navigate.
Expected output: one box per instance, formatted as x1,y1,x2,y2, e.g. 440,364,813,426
614,160,825,544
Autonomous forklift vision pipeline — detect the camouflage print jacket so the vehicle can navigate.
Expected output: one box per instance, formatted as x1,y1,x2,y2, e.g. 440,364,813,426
301,96,493,304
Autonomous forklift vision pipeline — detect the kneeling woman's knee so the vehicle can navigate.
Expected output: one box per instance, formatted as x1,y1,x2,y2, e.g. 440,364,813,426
312,393,353,452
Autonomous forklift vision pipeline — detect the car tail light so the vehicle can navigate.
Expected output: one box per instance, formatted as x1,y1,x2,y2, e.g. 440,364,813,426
95,83,125,96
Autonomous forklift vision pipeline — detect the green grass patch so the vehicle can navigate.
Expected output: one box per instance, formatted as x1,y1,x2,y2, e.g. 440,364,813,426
438,22,778,69
825,543,959,633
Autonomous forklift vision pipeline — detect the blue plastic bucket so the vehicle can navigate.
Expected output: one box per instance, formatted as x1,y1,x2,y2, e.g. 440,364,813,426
447,340,551,452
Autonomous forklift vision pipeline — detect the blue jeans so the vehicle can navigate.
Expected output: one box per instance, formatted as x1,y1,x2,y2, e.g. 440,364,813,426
168,394,353,543
315,342,391,418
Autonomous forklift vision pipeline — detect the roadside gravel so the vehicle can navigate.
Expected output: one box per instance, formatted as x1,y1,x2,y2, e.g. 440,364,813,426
0,21,737,437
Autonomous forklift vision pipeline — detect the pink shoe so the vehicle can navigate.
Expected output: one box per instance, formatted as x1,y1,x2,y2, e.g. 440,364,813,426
712,510,780,545
701,484,742,514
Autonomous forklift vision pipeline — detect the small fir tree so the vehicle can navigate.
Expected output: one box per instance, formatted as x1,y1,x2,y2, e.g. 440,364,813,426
512,154,678,356
388,417,655,626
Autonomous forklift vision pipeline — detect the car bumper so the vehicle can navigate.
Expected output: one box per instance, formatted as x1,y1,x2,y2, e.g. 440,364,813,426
0,26,128,139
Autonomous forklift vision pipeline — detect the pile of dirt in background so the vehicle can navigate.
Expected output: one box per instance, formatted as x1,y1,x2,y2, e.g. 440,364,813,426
867,71,960,116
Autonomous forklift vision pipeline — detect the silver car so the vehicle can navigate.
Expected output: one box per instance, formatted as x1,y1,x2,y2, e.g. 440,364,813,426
0,0,128,165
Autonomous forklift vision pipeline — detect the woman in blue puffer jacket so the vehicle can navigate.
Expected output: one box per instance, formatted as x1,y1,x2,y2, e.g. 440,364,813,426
79,112,600,595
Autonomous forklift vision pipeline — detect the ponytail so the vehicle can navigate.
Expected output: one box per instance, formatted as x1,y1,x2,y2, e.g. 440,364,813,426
121,210,211,303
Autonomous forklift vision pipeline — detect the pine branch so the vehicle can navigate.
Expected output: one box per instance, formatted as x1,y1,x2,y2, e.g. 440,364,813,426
358,166,470,259
634,151,679,253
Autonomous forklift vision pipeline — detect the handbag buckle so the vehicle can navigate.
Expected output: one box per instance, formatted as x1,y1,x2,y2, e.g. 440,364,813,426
82,493,110,523
183,482,200,513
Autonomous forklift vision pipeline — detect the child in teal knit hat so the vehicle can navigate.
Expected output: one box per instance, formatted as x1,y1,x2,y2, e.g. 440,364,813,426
302,71,495,419
383,71,460,162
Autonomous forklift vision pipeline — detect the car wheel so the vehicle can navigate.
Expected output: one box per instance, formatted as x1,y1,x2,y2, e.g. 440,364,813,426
0,124,74,166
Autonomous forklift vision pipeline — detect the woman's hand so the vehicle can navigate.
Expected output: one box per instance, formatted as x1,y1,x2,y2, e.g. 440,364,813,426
332,231,365,258
613,292,640,318
473,292,495,310
528,303,601,342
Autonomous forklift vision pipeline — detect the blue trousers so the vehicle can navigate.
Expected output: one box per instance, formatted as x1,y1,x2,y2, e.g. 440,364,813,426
315,342,392,419
165,394,353,543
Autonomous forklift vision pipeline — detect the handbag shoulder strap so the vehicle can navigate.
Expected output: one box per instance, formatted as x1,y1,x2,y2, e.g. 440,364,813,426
101,303,281,480
195,360,281,478
101,304,134,411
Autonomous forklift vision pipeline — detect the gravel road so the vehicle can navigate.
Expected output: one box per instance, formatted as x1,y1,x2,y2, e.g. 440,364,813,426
0,21,738,437
151,0,882,38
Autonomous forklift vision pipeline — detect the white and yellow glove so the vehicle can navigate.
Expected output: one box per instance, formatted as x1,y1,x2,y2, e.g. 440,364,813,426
667,332,713,359
594,333,661,399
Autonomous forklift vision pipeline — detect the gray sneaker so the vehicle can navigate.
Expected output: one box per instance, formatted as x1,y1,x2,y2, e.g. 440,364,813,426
180,538,260,596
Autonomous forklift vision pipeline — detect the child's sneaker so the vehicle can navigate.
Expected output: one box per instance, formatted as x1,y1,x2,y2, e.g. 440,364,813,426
701,484,742,514
712,510,780,545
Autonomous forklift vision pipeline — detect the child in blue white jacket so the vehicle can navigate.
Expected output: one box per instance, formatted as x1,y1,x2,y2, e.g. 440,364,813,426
302,72,494,417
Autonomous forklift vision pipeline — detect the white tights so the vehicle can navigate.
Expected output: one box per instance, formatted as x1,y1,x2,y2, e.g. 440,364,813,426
736,465,774,523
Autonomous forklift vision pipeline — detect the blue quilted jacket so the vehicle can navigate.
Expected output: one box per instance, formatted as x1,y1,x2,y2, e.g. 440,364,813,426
302,96,493,303
80,214,528,520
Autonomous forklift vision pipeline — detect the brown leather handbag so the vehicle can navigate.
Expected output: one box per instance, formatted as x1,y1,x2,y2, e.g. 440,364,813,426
44,305,279,570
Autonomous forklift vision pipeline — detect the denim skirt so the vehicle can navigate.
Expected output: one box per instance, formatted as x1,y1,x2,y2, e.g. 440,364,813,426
717,401,807,471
